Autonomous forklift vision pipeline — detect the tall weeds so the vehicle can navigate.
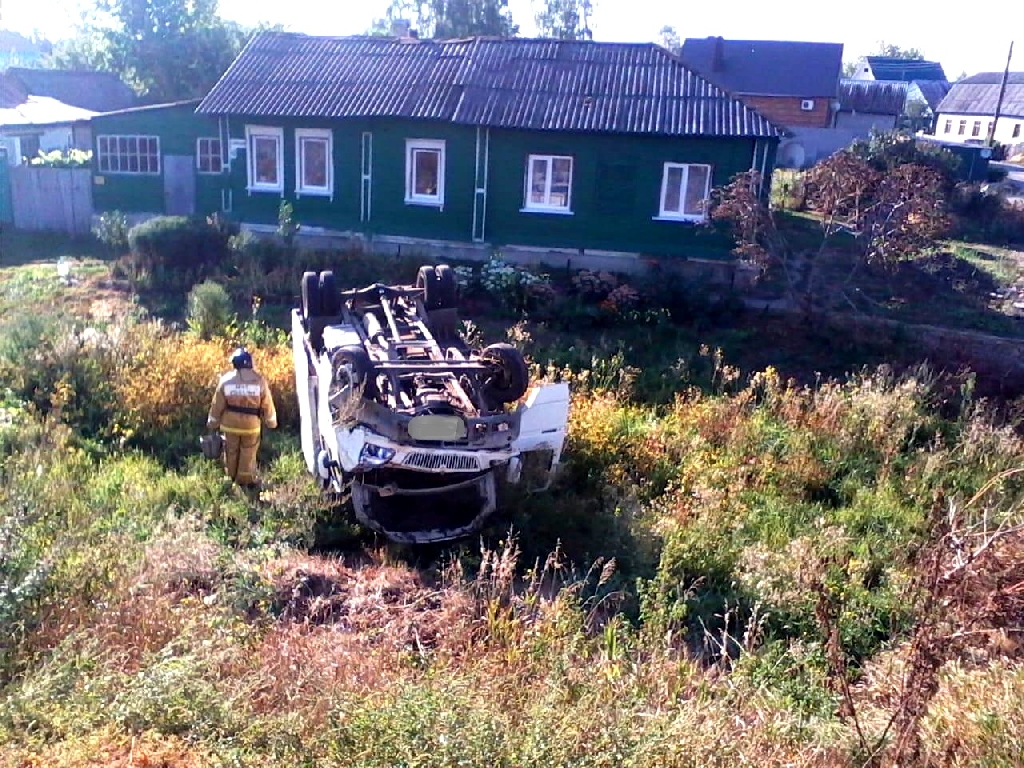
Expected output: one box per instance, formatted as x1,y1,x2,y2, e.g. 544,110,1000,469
3,313,1024,765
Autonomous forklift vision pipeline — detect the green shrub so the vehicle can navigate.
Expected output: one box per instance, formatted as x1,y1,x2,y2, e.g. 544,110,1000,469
127,216,231,291
92,211,130,254
186,280,235,340
0,314,118,440
277,200,300,246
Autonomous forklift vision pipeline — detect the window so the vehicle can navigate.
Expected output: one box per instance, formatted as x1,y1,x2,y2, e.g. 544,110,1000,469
958,120,967,135
245,125,283,192
405,139,445,205
523,154,573,212
19,134,40,162
196,137,222,174
657,162,711,221
971,121,981,137
295,128,332,196
1014,123,1022,139
987,121,994,137
97,135,160,174
943,119,952,134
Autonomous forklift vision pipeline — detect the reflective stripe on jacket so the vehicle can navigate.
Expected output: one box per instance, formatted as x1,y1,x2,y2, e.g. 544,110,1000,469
207,368,278,433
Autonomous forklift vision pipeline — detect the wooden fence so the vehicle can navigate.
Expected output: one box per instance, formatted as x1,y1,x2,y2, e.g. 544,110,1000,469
10,166,93,234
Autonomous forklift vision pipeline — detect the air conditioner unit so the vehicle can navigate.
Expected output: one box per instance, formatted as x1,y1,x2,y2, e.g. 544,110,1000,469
800,99,815,111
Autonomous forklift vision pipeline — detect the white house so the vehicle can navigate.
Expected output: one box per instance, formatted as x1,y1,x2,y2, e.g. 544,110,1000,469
0,68,136,164
934,72,1024,146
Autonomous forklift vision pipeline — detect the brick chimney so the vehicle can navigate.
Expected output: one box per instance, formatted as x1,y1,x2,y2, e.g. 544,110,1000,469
711,36,725,72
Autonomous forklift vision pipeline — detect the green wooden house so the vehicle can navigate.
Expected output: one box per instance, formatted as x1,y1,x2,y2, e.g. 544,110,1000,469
90,100,226,219
93,33,781,269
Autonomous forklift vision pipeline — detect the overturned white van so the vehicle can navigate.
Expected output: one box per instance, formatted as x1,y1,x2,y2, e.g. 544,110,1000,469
292,265,570,543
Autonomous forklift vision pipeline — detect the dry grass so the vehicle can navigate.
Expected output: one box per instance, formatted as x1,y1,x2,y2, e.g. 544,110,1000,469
0,726,211,768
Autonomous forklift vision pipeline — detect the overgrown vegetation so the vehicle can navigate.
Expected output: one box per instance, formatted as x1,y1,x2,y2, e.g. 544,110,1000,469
715,134,1024,328
1,229,1023,766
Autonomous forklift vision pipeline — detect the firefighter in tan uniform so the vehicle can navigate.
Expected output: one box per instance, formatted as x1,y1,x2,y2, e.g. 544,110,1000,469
207,348,277,486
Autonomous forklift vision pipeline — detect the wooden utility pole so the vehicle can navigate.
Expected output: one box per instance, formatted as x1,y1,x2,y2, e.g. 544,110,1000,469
987,41,1014,147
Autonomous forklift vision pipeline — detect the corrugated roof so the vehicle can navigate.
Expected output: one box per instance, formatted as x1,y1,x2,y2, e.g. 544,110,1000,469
862,57,946,82
0,95,97,128
198,33,780,138
912,80,952,111
679,37,843,98
959,72,1024,85
838,80,908,115
937,74,1024,118
91,98,202,119
4,67,137,112
0,73,28,109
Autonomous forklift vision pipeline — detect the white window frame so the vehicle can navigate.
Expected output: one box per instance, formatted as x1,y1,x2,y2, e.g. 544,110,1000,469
96,134,161,175
943,119,952,134
654,162,712,222
196,136,222,174
295,128,332,197
245,125,284,193
522,154,574,214
405,138,445,206
971,120,981,137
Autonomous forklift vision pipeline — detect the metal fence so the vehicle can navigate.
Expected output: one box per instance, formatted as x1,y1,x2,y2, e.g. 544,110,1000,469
9,166,93,234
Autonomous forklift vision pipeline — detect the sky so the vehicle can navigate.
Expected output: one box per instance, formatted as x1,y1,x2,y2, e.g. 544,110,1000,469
0,0,1018,80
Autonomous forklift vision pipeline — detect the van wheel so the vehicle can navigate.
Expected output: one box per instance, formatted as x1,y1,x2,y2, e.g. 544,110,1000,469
328,344,378,407
319,270,339,317
433,265,457,309
480,343,529,409
301,271,320,321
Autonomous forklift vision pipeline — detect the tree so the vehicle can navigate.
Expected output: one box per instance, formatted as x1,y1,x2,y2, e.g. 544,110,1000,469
48,0,254,102
874,41,925,60
533,0,594,41
843,42,926,78
658,25,680,54
374,0,517,39
805,147,951,270
710,171,782,269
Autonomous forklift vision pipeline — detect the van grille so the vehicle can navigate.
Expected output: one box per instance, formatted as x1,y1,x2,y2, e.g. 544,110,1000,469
402,452,480,472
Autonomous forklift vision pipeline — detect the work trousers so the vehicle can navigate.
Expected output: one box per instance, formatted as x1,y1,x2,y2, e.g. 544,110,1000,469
223,431,261,486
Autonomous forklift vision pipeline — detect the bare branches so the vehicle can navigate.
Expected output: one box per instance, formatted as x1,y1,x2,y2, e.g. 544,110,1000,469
804,150,952,270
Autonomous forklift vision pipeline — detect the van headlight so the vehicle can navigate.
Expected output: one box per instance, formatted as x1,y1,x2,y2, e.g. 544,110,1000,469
359,443,396,466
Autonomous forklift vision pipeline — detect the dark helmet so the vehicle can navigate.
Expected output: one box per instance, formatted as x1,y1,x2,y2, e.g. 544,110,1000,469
230,347,253,370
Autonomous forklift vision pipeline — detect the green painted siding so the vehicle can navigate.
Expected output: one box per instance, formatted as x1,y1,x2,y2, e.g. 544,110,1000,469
218,114,774,259
91,103,225,215
485,129,757,258
225,117,478,242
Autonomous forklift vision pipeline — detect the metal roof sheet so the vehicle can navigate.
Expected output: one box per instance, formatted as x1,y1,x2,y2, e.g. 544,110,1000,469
937,74,1024,118
679,37,843,98
4,67,137,112
862,57,947,82
912,80,952,111
0,94,98,128
198,33,780,138
838,80,908,115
